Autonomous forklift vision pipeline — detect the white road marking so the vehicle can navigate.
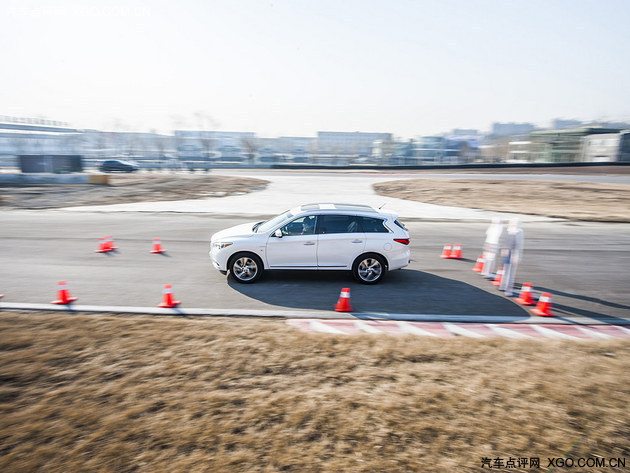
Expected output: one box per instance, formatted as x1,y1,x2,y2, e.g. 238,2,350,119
487,325,534,339
354,320,384,334
309,320,347,334
576,326,611,339
443,322,485,338
396,321,439,337
618,326,630,336
531,325,580,340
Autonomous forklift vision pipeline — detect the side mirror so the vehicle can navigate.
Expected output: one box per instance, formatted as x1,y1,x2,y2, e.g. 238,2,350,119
274,229,283,238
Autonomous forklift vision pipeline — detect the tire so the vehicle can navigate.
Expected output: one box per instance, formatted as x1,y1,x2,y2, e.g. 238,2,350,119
228,253,264,284
352,254,386,284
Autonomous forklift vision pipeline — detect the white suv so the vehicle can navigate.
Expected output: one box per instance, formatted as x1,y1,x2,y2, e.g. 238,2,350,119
209,203,410,284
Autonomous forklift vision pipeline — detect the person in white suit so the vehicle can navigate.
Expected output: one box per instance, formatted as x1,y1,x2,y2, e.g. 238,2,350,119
481,216,503,278
500,218,524,297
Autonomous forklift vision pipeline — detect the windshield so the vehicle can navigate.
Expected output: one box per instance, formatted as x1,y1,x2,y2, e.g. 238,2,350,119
255,210,294,233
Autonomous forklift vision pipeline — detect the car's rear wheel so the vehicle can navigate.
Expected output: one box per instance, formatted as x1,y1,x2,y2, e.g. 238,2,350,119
229,253,264,283
352,254,386,284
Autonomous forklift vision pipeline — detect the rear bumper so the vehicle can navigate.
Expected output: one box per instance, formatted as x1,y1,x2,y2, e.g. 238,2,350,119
388,248,411,271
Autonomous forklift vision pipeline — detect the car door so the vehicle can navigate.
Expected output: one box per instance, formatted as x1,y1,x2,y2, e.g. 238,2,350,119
265,215,318,269
316,214,366,268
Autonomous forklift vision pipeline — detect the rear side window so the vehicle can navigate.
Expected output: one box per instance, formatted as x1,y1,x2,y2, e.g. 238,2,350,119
394,219,407,230
317,215,361,234
359,217,389,233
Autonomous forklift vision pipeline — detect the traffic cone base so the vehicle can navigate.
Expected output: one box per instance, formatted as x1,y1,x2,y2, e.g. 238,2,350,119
531,292,553,316
450,243,463,259
151,238,164,254
334,288,353,312
492,267,504,286
158,284,180,308
95,237,110,253
515,283,535,306
472,255,485,272
158,300,181,308
440,244,453,259
109,239,118,251
52,281,78,305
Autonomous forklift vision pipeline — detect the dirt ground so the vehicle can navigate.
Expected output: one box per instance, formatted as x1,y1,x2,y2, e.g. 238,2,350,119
374,178,630,222
0,174,269,210
0,311,628,473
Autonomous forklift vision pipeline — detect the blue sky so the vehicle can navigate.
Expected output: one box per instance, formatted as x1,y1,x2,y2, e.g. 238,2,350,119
1,0,629,137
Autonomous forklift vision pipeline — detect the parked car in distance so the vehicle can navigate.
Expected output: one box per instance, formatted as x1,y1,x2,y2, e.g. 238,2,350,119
210,203,411,284
99,159,139,173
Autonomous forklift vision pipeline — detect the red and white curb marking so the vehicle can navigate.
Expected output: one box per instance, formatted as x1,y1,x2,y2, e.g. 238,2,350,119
287,319,630,340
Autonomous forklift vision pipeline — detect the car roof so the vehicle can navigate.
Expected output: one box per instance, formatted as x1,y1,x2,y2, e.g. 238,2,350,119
290,203,397,219
297,203,375,212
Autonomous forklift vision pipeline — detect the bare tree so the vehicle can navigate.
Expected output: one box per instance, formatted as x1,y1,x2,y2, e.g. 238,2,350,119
149,129,166,166
194,112,219,161
380,137,396,166
241,136,259,165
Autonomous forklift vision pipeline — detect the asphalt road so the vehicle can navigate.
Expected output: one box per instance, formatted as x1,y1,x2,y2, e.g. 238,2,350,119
1,211,629,322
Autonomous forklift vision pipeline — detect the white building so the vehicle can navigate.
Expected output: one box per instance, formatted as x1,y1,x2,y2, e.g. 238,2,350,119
0,117,81,158
174,130,256,160
581,131,630,162
316,131,392,156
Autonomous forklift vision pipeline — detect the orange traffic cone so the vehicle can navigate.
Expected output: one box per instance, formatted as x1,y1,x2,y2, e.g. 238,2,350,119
492,267,504,286
150,238,164,254
450,243,463,259
531,292,553,316
52,280,78,304
472,255,485,272
515,282,535,305
440,244,453,258
105,236,118,251
158,284,180,308
334,288,353,312
95,237,109,253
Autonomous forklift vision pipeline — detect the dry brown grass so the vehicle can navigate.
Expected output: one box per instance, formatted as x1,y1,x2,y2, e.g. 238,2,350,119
0,174,268,209
374,178,630,222
1,311,629,472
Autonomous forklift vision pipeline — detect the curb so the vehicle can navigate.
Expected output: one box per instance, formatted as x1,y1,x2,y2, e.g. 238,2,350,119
1,302,628,325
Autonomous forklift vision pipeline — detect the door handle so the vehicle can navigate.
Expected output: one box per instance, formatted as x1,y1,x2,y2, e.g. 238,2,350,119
304,242,315,245
352,240,363,243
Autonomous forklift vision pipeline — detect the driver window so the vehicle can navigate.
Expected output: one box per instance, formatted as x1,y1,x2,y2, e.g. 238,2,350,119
280,216,317,236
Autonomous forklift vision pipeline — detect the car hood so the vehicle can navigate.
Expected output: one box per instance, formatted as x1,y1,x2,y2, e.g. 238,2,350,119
211,222,258,242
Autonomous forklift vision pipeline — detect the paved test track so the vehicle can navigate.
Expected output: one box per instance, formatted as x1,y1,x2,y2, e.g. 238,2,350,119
1,211,629,323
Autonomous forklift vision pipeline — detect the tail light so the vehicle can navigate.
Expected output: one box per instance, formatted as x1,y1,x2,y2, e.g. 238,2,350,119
394,238,410,245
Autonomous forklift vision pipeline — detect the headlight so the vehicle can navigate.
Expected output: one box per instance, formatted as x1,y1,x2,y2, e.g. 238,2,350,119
213,241,233,250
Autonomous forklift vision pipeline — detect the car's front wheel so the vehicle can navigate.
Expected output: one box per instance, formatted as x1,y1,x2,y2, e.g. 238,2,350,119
352,254,386,284
229,253,264,283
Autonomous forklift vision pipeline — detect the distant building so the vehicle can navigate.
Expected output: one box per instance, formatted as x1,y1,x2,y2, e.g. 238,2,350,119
529,127,623,162
415,136,460,164
317,131,392,157
0,118,80,158
491,122,536,137
82,130,174,162
445,134,483,163
507,140,534,163
451,128,479,136
275,136,316,155
581,131,630,162
174,130,256,161
552,119,583,130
